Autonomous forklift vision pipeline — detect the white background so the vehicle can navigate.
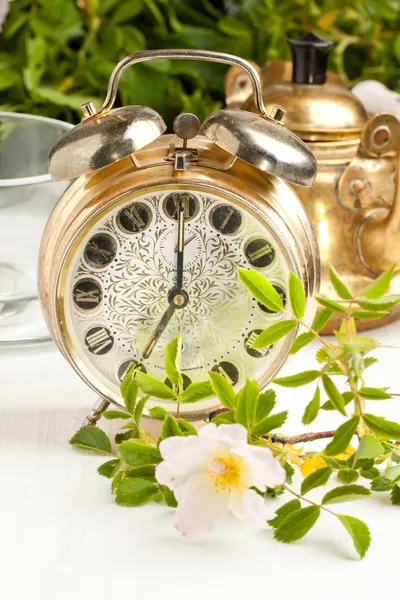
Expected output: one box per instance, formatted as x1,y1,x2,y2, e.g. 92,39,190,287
1,323,400,600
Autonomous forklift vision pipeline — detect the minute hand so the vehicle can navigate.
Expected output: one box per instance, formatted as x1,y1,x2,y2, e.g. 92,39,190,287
176,199,185,290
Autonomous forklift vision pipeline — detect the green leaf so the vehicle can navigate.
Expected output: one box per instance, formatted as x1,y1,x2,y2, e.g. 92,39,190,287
321,391,354,411
102,410,131,420
312,308,334,332
235,379,259,428
274,506,320,543
177,418,197,436
148,406,168,421
134,395,149,424
349,337,380,352
115,477,160,507
359,467,380,480
238,268,283,312
391,485,400,506
136,373,176,400
289,331,315,355
322,484,371,505
338,468,359,484
288,272,306,319
179,380,213,403
328,265,353,300
386,465,400,481
358,387,391,400
208,371,236,409
120,367,134,398
356,295,400,310
359,265,396,299
69,426,112,454
301,467,332,495
267,499,301,528
160,485,178,507
252,411,287,436
112,0,144,23
321,374,347,416
125,380,140,415
252,320,297,349
272,370,321,388
161,414,183,439
351,310,389,320
164,335,183,386
324,417,359,456
255,389,276,422
315,296,347,314
363,414,400,441
115,428,139,444
211,410,236,425
98,459,121,478
337,515,371,558
118,440,162,467
302,387,320,425
371,476,392,492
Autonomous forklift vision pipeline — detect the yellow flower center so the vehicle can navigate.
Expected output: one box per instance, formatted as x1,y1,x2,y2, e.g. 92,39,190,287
208,457,243,492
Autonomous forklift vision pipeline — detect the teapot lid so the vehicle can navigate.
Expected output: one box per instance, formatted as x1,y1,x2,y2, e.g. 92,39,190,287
245,33,368,142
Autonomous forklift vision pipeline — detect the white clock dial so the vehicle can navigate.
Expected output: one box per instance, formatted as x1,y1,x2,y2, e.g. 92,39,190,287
59,184,295,415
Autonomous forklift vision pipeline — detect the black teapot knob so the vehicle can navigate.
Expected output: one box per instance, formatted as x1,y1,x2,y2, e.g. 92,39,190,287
289,32,333,85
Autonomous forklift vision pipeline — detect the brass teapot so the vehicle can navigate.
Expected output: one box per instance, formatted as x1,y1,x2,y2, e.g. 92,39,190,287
226,33,400,333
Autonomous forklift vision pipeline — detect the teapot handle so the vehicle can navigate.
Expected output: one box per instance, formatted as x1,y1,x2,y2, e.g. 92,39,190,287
85,49,273,121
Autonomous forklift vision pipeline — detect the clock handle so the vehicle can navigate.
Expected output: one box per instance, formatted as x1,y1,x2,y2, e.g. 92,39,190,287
93,49,272,121
82,396,111,427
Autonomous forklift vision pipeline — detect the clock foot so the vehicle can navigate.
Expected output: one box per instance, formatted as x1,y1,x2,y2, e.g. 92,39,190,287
82,397,110,427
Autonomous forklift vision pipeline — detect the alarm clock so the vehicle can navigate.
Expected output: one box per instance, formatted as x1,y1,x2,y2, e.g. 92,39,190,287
38,49,319,423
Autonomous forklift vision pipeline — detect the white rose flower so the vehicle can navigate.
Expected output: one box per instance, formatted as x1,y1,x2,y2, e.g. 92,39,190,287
156,423,286,536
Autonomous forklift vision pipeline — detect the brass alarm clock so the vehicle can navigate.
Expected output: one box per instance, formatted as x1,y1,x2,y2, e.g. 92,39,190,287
39,49,319,422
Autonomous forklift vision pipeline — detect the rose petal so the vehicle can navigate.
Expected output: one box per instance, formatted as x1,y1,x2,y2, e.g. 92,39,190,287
173,473,229,536
199,423,248,447
238,444,286,489
230,488,267,521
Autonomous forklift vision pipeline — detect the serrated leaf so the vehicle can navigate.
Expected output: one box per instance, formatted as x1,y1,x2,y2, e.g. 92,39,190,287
364,357,378,369
134,395,149,424
118,440,162,467
69,426,112,454
349,337,380,353
115,477,160,507
161,414,183,439
324,417,359,456
359,467,380,480
160,485,178,507
267,499,301,528
321,391,354,411
312,307,334,332
255,389,276,422
252,320,297,349
273,370,321,388
208,371,236,409
371,475,392,492
301,466,332,495
321,374,347,416
359,265,396,299
274,506,320,543
338,468,359,484
288,272,306,319
290,331,315,354
164,335,183,386
358,387,391,400
177,418,197,436
322,484,370,505
238,268,283,312
136,373,176,400
302,387,320,425
102,410,131,420
125,380,140,414
329,265,353,300
115,429,139,444
315,296,347,314
148,406,168,421
337,515,371,558
252,411,287,436
284,462,295,485
356,295,400,310
351,309,389,320
211,411,236,425
98,459,121,478
179,380,213,403
235,379,259,428
391,485,400,506
363,414,400,441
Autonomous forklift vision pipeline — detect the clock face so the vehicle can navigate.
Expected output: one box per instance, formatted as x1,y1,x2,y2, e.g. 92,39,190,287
58,184,295,416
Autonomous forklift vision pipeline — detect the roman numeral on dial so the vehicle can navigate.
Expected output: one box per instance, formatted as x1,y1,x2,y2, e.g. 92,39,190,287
85,326,114,355
73,278,102,311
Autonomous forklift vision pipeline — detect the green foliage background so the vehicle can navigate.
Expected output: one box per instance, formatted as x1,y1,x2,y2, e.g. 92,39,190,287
0,0,399,127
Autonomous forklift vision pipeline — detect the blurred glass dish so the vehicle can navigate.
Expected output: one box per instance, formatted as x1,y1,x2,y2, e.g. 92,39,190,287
0,112,72,349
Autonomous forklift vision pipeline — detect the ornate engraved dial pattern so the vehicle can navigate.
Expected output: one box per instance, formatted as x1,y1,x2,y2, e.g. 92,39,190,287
62,186,291,406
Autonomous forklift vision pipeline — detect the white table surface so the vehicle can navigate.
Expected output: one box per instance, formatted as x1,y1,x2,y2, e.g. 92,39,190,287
1,323,400,600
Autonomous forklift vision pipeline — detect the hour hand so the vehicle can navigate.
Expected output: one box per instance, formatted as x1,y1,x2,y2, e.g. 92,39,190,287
141,290,188,360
